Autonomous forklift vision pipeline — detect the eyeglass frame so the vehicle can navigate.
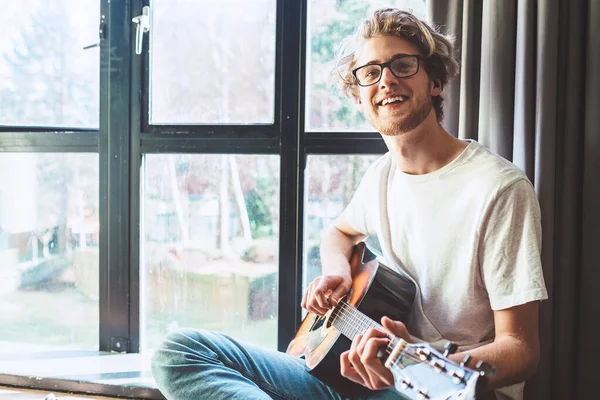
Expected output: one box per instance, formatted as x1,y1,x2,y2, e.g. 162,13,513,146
351,54,423,87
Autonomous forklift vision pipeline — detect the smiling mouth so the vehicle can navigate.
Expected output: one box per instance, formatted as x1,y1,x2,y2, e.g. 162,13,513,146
378,95,409,106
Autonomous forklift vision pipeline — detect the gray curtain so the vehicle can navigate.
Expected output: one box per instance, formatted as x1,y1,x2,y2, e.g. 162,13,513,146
428,1,600,399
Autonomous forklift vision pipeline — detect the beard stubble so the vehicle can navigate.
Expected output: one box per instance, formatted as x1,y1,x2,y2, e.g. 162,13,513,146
369,92,434,136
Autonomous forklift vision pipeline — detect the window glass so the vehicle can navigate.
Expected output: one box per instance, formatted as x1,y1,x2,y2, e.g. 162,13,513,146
0,153,99,351
302,155,381,292
0,1,99,128
142,154,280,351
149,0,277,124
306,0,426,131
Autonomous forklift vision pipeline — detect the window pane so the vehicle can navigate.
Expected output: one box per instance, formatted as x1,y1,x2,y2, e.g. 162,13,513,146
0,153,99,351
142,154,280,351
0,1,100,128
306,0,426,131
302,155,380,291
149,0,276,125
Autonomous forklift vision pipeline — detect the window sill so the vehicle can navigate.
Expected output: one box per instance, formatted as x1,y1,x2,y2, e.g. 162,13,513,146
0,350,164,399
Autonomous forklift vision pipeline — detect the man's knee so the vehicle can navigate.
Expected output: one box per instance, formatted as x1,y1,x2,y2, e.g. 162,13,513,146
152,329,201,368
152,328,220,367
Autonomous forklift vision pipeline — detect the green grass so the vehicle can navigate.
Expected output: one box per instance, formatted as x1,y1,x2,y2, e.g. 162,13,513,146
0,284,98,348
0,285,278,352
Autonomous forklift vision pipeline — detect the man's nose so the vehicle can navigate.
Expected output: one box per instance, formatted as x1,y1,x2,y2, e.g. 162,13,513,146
379,66,399,88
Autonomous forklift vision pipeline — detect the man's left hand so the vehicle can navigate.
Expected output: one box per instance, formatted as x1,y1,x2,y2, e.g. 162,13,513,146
340,316,412,390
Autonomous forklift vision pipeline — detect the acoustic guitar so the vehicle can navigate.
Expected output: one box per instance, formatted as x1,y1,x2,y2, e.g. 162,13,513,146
287,242,493,399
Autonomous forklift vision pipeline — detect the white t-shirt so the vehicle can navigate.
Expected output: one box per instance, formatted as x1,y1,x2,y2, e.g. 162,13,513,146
340,140,548,399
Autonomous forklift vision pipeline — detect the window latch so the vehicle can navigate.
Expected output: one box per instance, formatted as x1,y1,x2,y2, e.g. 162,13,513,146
132,5,151,55
83,14,106,50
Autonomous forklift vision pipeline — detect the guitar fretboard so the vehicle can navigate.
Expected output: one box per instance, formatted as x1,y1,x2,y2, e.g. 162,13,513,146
330,301,399,357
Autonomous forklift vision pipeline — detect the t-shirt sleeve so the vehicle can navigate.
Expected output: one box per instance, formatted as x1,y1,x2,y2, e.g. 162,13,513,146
338,157,384,236
479,178,549,310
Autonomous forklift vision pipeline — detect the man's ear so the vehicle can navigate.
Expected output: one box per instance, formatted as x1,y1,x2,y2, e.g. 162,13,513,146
354,95,364,112
431,79,442,96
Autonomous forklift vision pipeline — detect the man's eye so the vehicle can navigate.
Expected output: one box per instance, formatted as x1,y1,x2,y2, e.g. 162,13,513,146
395,63,411,70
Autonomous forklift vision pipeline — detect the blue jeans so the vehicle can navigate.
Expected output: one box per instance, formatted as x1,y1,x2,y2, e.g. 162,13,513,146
151,328,406,400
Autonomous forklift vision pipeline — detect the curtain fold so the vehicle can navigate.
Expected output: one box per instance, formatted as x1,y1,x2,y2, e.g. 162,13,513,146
512,0,536,177
428,0,600,398
479,0,518,159
428,0,463,136
550,1,587,398
579,0,600,397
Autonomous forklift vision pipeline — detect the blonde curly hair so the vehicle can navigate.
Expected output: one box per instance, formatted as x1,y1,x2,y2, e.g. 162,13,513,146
333,8,459,122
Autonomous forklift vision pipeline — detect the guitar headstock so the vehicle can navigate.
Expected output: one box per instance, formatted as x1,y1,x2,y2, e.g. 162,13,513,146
385,340,494,399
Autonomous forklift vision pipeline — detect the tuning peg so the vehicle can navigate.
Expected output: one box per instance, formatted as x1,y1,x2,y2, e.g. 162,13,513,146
443,341,458,357
460,354,472,368
450,369,465,384
416,388,430,399
399,378,412,390
431,359,446,373
416,347,431,361
475,360,497,377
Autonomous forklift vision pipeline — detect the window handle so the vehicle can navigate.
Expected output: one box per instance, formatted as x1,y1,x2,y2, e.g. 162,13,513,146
132,6,150,55
83,14,106,50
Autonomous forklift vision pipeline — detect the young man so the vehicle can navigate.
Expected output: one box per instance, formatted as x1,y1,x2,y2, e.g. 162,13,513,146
152,8,547,400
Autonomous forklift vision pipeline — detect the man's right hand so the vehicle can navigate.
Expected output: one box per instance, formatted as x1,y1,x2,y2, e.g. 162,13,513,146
301,274,352,316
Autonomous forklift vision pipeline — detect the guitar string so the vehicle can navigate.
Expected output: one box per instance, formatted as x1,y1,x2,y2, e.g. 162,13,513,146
330,302,428,390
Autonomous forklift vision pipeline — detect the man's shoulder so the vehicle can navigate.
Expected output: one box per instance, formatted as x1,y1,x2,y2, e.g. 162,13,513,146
463,141,532,192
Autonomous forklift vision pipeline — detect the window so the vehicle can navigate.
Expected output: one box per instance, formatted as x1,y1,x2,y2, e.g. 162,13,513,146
0,154,99,350
149,0,276,124
142,154,280,350
140,0,282,352
0,0,100,355
0,1,99,128
303,155,380,286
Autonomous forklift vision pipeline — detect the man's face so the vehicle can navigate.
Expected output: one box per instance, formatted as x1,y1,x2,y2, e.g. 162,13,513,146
353,36,440,136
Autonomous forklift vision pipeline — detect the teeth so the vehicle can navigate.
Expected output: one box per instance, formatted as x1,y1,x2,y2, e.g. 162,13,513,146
381,96,407,106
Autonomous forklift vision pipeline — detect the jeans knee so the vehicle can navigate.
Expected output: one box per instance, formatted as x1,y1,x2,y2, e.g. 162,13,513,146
151,328,217,370
152,329,197,372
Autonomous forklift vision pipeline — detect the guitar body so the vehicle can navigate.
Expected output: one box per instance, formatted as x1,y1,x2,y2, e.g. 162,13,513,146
287,242,417,396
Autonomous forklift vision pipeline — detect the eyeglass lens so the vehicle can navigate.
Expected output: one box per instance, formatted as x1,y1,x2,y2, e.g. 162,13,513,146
355,56,419,85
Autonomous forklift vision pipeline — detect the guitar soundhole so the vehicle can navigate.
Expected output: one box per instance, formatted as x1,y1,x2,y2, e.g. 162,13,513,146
309,315,326,332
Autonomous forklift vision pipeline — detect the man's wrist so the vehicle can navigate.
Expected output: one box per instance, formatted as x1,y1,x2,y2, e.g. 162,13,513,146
323,266,351,278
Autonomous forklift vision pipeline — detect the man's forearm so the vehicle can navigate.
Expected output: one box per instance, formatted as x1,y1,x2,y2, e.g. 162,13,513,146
319,225,360,276
449,335,539,391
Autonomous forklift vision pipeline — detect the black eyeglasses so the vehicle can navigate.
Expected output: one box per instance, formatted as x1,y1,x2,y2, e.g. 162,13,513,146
352,54,422,86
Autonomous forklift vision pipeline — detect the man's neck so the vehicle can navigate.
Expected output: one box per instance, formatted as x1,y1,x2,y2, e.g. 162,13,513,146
382,118,468,175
